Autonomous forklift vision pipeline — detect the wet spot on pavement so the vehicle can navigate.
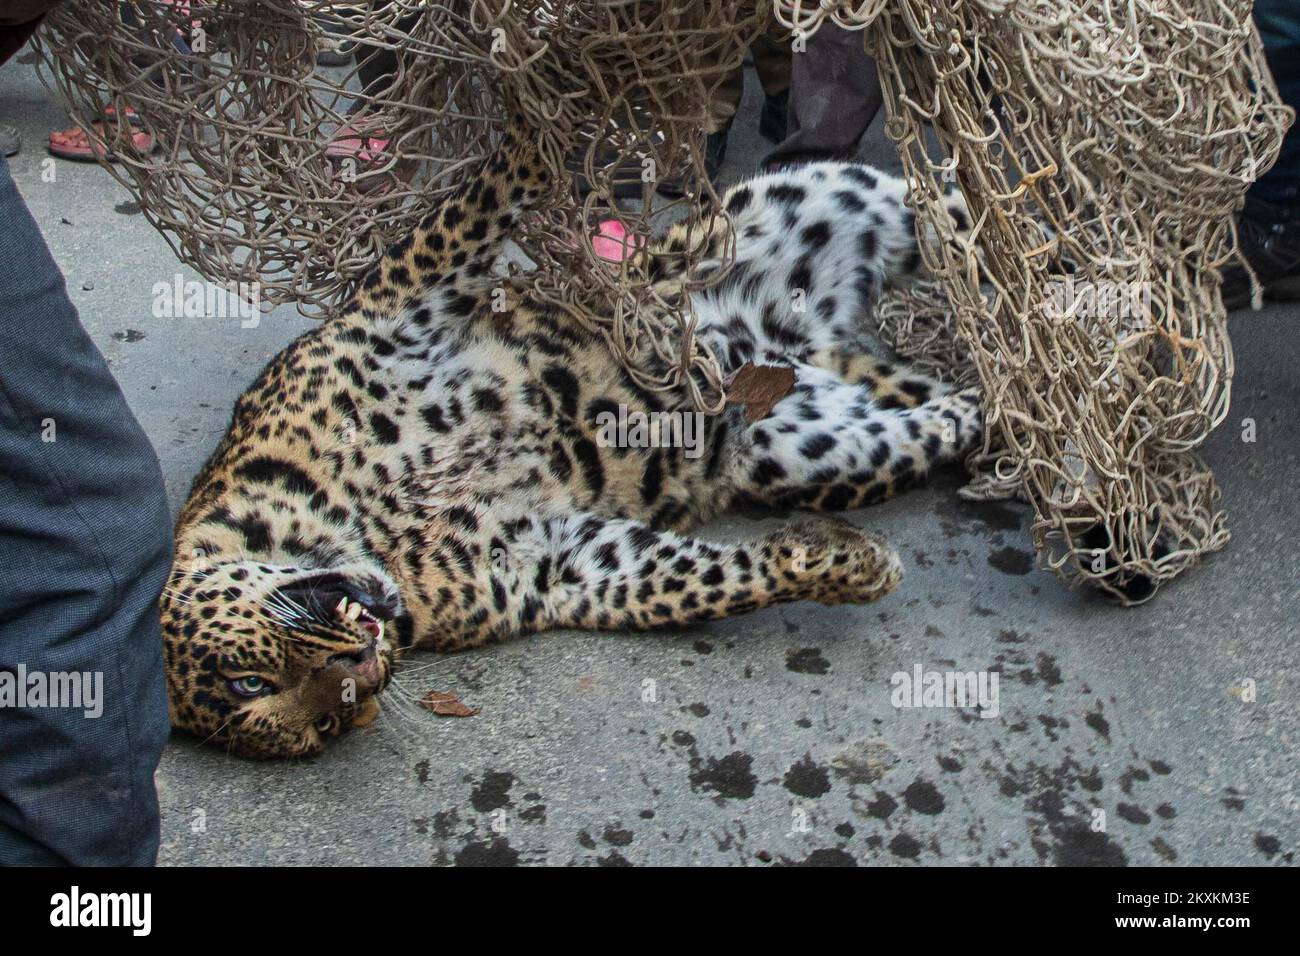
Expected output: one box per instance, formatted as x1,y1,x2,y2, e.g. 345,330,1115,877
1117,803,1151,825
1254,833,1281,858
603,825,634,846
469,770,516,812
689,751,757,800
865,791,898,820
988,547,1034,575
455,837,519,866
783,754,831,798
902,777,945,815
1084,705,1111,741
889,832,922,859
786,646,830,674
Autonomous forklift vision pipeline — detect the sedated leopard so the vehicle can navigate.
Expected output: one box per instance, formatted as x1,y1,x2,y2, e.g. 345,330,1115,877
161,121,982,758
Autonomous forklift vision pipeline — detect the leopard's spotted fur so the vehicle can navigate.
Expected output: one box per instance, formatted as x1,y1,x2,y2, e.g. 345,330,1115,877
161,124,981,758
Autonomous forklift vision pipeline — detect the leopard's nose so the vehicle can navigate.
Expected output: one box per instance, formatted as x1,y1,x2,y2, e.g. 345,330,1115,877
327,642,376,669
326,641,382,688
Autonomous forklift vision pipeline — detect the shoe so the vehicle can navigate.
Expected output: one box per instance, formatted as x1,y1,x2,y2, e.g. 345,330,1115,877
1220,195,1300,309
568,142,651,199
655,123,729,198
316,36,357,67
324,120,396,194
312,12,357,66
760,145,858,174
568,114,669,200
48,108,155,162
758,89,789,145
0,123,19,157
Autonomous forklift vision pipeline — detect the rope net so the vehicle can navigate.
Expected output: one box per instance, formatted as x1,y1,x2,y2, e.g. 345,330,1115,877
35,1,1290,601
809,0,1291,600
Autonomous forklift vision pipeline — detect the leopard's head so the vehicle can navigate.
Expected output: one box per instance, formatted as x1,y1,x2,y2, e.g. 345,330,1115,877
160,559,403,758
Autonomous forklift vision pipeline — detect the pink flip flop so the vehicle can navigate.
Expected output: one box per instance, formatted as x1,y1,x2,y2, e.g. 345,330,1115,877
325,123,392,167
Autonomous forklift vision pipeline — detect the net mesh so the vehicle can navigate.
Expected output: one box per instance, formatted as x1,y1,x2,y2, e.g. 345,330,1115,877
34,0,1291,601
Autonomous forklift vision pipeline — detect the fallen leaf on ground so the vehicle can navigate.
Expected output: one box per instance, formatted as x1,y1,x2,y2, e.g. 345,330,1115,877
420,689,480,717
725,362,797,422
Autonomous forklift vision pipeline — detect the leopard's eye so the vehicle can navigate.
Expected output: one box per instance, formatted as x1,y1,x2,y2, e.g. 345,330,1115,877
230,675,274,697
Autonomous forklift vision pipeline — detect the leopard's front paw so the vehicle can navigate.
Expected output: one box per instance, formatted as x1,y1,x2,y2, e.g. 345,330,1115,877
763,519,902,606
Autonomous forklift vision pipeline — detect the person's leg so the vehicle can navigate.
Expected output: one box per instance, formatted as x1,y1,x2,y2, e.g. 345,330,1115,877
750,32,792,98
762,24,882,169
1221,1,1300,305
657,45,746,195
353,2,415,102
1249,0,1300,208
707,25,791,133
706,59,746,138
355,42,399,100
0,155,172,865
750,30,791,144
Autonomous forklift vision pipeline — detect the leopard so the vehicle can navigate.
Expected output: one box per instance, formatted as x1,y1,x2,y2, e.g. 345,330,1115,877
160,120,982,758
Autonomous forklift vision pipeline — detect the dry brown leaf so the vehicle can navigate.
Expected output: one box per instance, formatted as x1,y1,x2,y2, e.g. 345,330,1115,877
725,362,797,422
419,689,479,718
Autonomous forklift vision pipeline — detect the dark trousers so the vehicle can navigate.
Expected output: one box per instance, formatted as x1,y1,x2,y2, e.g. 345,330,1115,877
0,156,172,866
762,25,882,169
355,2,418,100
1253,0,1300,207
708,31,793,135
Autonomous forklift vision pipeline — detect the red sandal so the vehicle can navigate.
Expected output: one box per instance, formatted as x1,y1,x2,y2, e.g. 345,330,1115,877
325,122,392,166
48,107,156,162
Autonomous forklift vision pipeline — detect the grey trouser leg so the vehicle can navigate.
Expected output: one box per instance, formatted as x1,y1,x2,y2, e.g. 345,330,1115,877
708,31,793,134
762,24,883,168
0,155,172,866
1252,0,1300,206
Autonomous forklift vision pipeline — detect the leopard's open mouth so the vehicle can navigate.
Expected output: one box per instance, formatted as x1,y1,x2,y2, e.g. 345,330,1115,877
333,594,384,641
276,570,400,626
326,596,388,687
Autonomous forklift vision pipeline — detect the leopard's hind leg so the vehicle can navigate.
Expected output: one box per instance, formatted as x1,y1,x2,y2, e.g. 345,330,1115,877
355,116,551,314
735,371,981,511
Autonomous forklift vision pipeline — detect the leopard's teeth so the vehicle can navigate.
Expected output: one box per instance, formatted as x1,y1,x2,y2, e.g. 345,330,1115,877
347,602,363,621
336,597,349,617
